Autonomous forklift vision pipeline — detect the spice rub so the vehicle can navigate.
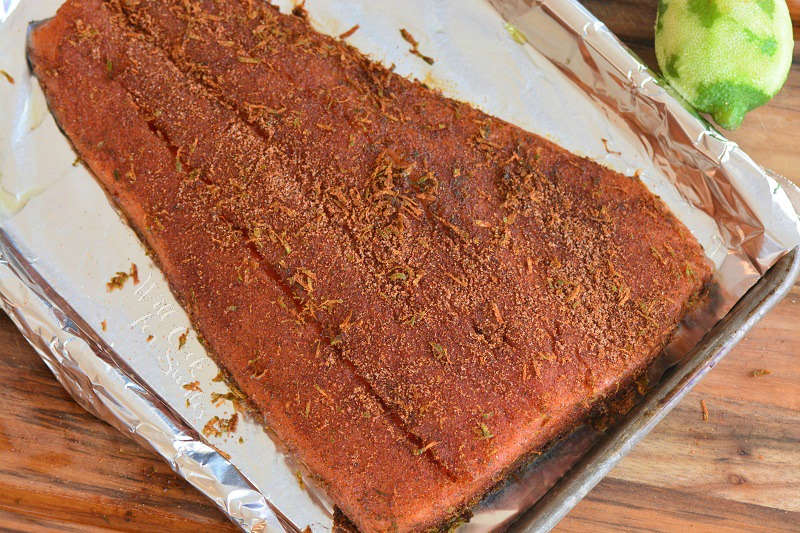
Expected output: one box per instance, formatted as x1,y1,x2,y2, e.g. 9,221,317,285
29,1,711,531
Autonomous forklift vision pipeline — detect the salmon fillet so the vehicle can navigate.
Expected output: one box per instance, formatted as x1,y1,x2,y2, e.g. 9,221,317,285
28,0,711,531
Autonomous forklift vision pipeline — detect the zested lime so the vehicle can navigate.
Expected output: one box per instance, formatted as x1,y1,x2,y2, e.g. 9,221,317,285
655,0,794,129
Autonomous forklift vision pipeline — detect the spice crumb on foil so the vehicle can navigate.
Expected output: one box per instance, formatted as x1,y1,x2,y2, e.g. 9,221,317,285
130,263,139,284
203,413,239,438
178,328,188,349
339,24,359,39
400,28,434,65
105,263,139,291
101,319,107,331
0,69,13,84
211,391,239,408
106,271,129,291
601,138,622,156
182,381,202,392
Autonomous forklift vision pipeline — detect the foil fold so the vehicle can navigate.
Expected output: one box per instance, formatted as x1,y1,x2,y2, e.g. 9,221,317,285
0,0,798,532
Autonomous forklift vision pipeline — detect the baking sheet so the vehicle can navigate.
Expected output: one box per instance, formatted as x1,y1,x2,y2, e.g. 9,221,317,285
1,0,798,531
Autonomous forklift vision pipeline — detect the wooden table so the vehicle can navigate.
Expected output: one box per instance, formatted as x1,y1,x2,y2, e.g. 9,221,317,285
1,1,798,531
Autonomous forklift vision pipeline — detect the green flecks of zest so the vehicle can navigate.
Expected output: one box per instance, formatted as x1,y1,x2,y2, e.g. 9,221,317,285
504,22,527,45
695,81,770,129
665,54,680,79
687,0,721,28
430,342,448,363
477,421,494,440
743,28,778,56
656,0,669,33
756,0,775,16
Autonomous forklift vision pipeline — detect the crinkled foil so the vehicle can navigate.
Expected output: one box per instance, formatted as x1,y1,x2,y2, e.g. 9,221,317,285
0,1,798,532
0,231,288,532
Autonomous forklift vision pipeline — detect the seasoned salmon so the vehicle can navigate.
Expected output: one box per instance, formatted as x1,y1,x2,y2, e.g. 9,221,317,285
28,1,711,530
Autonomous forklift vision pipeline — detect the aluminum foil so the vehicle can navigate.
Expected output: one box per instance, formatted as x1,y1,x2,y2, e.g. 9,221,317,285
0,0,798,532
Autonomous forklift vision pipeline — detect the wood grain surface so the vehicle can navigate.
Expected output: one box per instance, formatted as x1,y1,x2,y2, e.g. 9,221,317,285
1,1,798,531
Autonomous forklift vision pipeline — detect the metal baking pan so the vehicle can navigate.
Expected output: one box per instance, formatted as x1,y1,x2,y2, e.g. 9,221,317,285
510,245,800,531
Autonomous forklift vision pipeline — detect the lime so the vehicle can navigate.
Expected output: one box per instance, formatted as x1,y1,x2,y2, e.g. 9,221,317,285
655,0,794,129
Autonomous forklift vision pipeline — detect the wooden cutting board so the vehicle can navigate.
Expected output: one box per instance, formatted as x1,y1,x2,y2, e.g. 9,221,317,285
0,1,798,531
